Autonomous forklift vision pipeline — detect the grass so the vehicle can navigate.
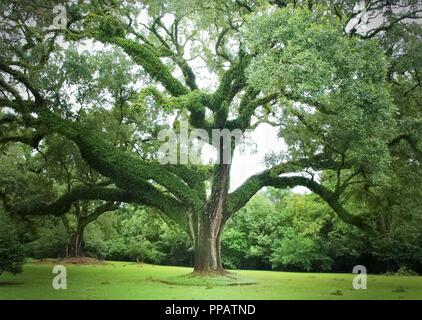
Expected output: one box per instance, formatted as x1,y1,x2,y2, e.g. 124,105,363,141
157,272,257,286
0,261,421,300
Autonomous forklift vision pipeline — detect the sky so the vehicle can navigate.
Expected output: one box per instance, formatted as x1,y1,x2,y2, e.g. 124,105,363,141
229,123,288,191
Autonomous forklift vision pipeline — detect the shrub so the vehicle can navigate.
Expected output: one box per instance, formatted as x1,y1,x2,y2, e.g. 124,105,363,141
0,214,25,276
84,224,108,259
395,266,418,276
26,223,68,259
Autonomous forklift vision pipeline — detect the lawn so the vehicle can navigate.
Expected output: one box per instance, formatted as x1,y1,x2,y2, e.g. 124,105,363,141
0,261,421,300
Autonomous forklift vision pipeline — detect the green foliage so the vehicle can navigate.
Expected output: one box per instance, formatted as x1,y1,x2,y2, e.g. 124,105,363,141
394,267,419,277
0,144,56,211
0,213,25,276
245,6,396,183
85,208,192,265
84,12,127,41
25,219,69,259
270,228,332,271
106,210,166,263
222,194,280,269
224,190,366,272
84,224,109,259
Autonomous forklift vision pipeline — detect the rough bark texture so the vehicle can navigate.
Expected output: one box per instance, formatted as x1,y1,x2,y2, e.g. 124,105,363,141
191,164,230,273
193,218,225,273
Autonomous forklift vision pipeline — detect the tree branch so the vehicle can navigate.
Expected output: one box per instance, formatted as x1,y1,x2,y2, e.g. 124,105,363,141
0,61,43,103
228,171,366,228
94,31,189,98
1,182,189,230
37,109,205,211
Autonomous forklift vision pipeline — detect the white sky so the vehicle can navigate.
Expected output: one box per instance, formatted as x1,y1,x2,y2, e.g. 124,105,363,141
230,123,286,191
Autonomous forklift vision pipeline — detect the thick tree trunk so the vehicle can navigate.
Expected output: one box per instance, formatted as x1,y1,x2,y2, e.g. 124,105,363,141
191,164,230,273
193,216,226,273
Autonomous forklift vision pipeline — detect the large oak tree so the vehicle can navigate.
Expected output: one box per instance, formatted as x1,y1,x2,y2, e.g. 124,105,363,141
1,0,421,273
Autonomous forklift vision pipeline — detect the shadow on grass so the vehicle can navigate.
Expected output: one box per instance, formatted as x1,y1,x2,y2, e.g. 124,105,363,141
0,281,24,286
152,272,257,287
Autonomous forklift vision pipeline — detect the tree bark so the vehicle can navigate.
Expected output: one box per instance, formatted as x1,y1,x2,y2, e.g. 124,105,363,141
192,215,226,273
191,164,230,273
64,202,119,257
69,224,85,257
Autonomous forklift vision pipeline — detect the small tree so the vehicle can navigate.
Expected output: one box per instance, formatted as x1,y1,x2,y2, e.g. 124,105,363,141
0,213,25,276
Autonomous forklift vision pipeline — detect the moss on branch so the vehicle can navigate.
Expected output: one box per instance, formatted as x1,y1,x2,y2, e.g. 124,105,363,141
38,110,204,212
227,169,366,228
1,186,129,217
1,182,189,230
112,38,188,97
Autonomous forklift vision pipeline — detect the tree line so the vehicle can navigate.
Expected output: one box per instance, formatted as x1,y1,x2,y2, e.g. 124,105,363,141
2,186,421,275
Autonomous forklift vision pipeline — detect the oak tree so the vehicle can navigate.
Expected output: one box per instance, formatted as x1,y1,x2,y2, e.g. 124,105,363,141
1,0,421,273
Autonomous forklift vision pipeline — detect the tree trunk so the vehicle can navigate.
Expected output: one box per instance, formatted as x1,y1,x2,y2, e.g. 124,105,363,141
193,215,226,273
191,164,230,273
70,225,85,257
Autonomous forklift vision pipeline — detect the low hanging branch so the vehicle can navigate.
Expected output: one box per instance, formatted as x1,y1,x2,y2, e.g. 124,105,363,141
0,182,189,231
228,171,367,228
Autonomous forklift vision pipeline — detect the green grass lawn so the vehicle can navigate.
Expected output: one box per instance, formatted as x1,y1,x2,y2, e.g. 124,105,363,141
0,261,421,300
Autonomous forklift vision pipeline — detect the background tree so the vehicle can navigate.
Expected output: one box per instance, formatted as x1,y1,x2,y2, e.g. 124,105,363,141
0,211,25,277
